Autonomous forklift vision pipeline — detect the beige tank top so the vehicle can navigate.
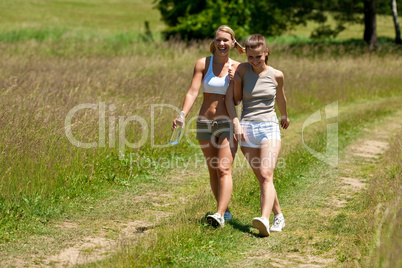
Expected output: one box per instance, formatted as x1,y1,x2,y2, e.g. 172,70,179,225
241,64,278,122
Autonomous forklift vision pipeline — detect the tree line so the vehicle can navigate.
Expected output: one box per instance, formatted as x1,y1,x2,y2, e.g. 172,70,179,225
155,0,402,48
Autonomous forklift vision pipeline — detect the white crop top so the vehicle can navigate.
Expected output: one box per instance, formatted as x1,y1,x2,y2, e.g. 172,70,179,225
202,55,232,95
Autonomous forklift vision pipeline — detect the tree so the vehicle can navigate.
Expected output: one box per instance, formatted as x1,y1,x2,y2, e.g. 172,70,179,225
154,0,326,40
329,0,402,46
154,0,402,46
363,0,379,48
391,0,402,43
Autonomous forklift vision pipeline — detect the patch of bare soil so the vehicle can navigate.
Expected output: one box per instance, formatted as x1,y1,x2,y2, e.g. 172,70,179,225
259,114,402,267
336,117,402,197
236,250,335,268
45,220,152,267
268,253,335,268
38,202,179,266
349,140,389,159
57,222,79,230
340,177,366,190
3,169,204,267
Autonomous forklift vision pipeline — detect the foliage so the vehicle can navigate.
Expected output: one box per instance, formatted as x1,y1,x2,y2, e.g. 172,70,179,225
155,0,402,40
155,0,249,40
155,0,327,40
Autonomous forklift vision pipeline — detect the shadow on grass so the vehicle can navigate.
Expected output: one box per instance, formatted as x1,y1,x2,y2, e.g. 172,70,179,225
200,212,263,237
228,219,261,238
200,212,260,237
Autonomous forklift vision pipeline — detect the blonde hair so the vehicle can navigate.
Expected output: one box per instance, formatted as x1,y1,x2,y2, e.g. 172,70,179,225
245,34,270,64
209,25,245,55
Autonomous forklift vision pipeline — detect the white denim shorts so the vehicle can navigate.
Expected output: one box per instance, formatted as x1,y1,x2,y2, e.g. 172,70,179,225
240,121,281,148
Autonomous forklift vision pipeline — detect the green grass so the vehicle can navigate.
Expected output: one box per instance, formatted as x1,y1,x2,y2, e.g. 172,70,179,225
1,38,401,264
285,12,401,40
0,0,402,266
0,0,401,57
361,133,402,267
0,0,165,47
89,97,402,267
0,0,163,35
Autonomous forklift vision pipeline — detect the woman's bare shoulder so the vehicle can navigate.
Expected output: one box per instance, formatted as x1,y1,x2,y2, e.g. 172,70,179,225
231,59,241,67
271,67,284,85
195,57,208,71
272,67,284,78
237,62,248,73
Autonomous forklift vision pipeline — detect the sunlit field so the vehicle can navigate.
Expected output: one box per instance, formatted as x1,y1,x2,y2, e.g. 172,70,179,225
0,0,163,34
0,0,401,266
286,12,400,40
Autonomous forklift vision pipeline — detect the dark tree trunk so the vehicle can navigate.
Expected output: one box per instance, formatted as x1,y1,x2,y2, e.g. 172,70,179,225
391,0,402,44
363,0,379,49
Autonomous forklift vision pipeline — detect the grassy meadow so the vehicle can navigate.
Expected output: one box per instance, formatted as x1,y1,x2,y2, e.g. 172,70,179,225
0,0,401,267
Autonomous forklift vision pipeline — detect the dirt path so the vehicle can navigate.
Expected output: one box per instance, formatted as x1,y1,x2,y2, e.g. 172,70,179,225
44,110,401,268
4,103,401,267
44,219,152,266
3,168,208,267
237,110,402,267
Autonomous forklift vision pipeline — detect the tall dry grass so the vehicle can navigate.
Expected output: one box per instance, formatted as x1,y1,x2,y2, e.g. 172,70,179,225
1,39,401,203
364,133,402,267
0,39,401,260
0,41,206,233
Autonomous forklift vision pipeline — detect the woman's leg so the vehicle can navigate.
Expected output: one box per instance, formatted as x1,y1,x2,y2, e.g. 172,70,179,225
241,139,281,219
199,139,220,206
272,194,281,215
199,135,237,216
215,135,237,216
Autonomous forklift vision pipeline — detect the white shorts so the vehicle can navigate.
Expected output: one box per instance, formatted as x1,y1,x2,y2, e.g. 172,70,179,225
240,121,281,148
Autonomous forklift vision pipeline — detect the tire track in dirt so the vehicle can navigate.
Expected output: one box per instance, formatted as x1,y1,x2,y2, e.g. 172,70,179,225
333,115,402,207
44,220,154,267
240,110,402,267
3,168,207,267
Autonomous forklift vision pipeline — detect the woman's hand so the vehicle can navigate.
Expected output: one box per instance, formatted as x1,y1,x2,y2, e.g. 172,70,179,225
280,115,290,129
234,121,246,142
171,118,185,131
228,66,235,80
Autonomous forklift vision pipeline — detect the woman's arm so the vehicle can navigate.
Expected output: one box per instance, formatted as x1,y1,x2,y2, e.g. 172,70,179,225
225,61,242,120
180,58,205,117
229,62,243,105
225,81,238,121
274,69,290,129
225,63,246,141
233,71,243,105
172,58,205,130
230,63,246,107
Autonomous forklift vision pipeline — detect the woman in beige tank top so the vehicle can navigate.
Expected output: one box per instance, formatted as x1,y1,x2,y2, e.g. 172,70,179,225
226,34,290,237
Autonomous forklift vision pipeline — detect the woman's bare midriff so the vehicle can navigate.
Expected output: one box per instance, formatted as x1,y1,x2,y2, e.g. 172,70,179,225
198,93,230,121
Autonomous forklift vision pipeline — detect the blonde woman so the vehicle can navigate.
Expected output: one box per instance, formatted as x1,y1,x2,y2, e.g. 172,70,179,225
226,34,289,236
172,25,244,228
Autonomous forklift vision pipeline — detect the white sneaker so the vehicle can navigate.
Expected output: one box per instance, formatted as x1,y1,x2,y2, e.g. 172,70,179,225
224,212,233,222
207,213,225,228
270,215,285,232
252,217,270,237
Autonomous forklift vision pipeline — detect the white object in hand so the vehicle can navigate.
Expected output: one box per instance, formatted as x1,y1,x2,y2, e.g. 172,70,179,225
169,111,185,145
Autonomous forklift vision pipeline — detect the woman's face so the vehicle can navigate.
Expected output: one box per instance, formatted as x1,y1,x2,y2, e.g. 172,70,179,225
214,31,234,56
246,46,268,68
